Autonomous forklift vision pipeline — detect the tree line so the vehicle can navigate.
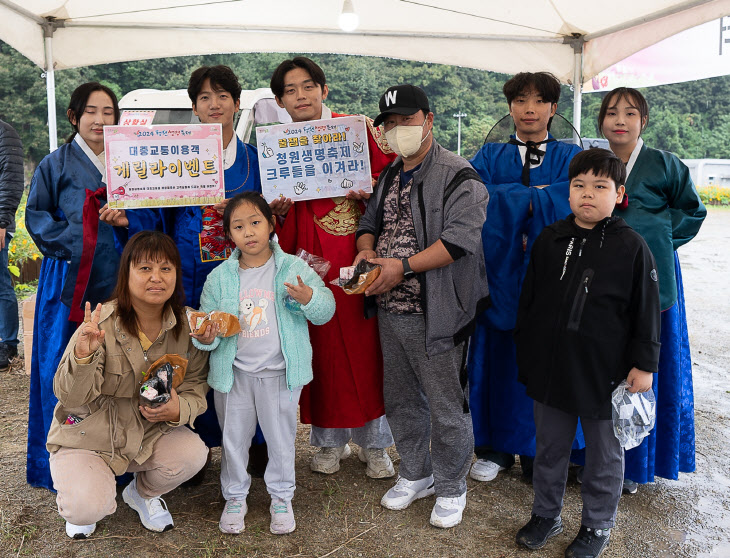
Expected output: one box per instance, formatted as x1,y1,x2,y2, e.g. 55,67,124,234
2,40,730,172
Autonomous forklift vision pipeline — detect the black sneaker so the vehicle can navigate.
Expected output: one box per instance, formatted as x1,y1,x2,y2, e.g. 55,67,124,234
565,525,611,558
516,514,564,550
622,479,638,494
0,343,17,372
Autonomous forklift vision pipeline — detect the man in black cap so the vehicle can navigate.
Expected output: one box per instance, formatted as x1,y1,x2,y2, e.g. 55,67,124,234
355,84,490,528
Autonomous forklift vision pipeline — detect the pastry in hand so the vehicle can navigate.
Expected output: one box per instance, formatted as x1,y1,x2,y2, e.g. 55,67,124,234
186,309,242,337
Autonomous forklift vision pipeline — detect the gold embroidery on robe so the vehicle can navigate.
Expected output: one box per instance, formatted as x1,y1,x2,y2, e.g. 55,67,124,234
314,197,362,236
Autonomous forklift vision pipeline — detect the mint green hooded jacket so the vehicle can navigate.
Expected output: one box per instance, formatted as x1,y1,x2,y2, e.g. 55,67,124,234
192,242,335,392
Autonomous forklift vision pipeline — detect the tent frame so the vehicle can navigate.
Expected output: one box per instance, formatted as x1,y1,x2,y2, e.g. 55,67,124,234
0,0,722,151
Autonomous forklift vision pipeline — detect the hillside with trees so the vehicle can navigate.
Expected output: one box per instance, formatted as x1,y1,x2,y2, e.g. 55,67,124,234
2,40,730,171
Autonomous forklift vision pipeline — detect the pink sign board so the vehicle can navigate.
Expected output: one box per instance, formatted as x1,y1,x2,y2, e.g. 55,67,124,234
104,124,224,209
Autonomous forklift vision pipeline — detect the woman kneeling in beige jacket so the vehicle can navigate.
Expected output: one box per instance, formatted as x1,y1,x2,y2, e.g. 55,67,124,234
46,230,210,539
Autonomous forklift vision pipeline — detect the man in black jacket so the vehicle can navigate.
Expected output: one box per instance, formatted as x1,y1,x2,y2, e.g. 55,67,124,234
0,119,24,372
514,149,660,558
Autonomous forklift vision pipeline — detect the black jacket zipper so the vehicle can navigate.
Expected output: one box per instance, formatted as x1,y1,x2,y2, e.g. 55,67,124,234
567,268,594,331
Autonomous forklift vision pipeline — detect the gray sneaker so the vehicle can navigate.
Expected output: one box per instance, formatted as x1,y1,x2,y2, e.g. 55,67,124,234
430,492,466,528
122,476,174,532
358,447,395,478
310,444,351,474
269,498,296,535
381,475,435,510
470,459,506,482
219,498,247,534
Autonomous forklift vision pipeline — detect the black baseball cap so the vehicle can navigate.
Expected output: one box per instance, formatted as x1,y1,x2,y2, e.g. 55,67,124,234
373,84,430,127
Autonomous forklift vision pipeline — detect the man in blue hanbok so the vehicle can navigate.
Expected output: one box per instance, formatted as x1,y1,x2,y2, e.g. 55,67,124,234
468,72,582,483
101,66,262,468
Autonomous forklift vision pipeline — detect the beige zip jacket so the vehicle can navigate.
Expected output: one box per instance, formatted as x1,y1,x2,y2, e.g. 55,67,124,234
46,301,209,475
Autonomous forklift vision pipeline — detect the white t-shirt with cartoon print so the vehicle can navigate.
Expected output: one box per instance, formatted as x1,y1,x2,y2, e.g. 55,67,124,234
232,255,286,375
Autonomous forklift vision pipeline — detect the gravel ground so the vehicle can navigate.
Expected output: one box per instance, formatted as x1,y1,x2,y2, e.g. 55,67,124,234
0,208,728,558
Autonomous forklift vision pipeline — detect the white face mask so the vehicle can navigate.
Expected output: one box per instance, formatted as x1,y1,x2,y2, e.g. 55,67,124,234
385,119,431,158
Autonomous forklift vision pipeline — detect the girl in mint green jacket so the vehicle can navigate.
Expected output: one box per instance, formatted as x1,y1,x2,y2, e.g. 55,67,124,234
192,192,335,537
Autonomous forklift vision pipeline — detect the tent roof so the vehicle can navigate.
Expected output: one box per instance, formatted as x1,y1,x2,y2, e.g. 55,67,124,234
2,1,729,84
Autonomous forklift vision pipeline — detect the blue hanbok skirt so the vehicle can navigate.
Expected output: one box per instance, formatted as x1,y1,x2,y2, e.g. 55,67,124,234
26,258,77,489
624,253,695,482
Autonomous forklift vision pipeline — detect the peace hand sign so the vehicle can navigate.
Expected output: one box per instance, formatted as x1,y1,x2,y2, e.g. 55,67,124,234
74,302,106,359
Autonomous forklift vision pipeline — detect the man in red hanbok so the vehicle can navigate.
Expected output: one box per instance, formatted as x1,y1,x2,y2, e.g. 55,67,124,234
270,57,396,477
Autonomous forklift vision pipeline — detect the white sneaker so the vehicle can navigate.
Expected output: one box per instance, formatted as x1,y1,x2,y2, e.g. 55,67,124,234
65,521,96,539
470,459,506,482
381,475,435,510
430,492,466,528
310,444,351,474
122,476,174,532
358,447,396,478
269,498,296,535
219,498,247,534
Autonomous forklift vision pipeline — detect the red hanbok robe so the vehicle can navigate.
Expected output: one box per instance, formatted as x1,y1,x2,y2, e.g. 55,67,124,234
277,112,395,427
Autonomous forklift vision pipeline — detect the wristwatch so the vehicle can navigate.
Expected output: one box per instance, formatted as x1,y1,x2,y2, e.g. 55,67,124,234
401,257,415,278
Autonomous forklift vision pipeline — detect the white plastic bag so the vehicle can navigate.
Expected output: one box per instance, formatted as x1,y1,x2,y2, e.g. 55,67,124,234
611,380,656,450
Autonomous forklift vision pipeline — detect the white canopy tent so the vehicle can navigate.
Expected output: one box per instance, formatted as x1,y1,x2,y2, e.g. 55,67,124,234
1,0,729,150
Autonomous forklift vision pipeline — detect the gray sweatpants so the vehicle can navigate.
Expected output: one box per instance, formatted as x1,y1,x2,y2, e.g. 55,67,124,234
532,401,624,529
309,416,393,448
378,310,473,498
214,371,302,502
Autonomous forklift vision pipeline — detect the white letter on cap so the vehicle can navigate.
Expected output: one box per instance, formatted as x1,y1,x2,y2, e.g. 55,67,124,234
385,90,397,106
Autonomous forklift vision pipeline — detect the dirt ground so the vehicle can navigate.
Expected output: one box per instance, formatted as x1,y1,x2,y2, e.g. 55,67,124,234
1,209,728,558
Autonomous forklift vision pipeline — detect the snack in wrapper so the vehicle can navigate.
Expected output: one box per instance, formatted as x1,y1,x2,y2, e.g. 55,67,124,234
186,308,242,337
139,363,174,408
139,354,189,408
340,266,356,283
341,260,382,295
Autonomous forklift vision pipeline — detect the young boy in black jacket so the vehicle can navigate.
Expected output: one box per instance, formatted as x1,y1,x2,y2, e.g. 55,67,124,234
513,148,660,558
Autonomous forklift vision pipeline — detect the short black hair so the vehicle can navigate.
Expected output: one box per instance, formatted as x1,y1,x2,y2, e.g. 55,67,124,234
270,56,327,99
66,82,120,143
188,65,242,104
568,148,626,188
598,87,649,137
223,191,276,241
503,72,561,105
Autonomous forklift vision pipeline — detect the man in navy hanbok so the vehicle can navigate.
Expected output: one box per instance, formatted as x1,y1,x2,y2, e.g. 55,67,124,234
467,72,582,483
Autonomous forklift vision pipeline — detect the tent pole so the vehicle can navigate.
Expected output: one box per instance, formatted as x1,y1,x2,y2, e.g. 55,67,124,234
572,38,584,141
43,20,58,152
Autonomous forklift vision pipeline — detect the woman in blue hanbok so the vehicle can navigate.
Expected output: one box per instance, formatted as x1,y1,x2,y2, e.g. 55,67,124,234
26,83,121,489
597,87,706,491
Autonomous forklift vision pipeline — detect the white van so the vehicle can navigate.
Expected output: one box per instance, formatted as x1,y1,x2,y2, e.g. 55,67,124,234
117,87,292,142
